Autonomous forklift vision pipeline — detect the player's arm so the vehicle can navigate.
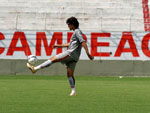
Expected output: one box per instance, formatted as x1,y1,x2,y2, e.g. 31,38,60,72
53,43,70,48
82,41,94,60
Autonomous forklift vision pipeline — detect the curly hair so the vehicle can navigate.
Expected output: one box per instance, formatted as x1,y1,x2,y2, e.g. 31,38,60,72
66,17,79,29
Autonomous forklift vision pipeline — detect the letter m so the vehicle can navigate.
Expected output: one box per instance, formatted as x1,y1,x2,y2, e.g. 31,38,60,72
36,32,62,56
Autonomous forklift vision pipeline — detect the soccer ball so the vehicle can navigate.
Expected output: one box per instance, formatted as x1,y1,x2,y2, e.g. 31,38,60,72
28,55,37,64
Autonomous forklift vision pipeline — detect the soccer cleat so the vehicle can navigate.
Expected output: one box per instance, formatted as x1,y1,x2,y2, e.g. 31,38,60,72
26,63,37,73
69,91,77,96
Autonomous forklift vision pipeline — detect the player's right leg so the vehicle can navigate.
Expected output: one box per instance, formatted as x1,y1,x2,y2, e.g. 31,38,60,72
26,63,37,73
27,57,54,73
27,51,69,73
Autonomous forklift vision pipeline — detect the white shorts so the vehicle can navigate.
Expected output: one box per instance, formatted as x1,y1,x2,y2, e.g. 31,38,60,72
56,51,77,71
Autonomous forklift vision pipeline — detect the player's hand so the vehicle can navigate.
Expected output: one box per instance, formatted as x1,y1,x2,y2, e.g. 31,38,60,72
88,54,94,60
53,45,56,48
53,45,59,48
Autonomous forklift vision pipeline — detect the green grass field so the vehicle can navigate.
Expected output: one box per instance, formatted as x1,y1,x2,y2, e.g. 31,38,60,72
0,75,150,113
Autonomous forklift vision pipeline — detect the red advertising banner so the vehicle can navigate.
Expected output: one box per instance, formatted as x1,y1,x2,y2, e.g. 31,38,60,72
0,31,150,60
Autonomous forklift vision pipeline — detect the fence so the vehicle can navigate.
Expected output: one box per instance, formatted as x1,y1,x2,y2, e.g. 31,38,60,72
0,0,148,31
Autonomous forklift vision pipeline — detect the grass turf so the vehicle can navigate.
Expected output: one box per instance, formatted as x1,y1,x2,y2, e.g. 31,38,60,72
0,75,150,113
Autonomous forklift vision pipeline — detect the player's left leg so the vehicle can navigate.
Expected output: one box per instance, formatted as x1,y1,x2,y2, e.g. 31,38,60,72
66,64,77,96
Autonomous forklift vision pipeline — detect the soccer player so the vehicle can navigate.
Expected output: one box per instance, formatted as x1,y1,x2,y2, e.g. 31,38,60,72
27,17,94,96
